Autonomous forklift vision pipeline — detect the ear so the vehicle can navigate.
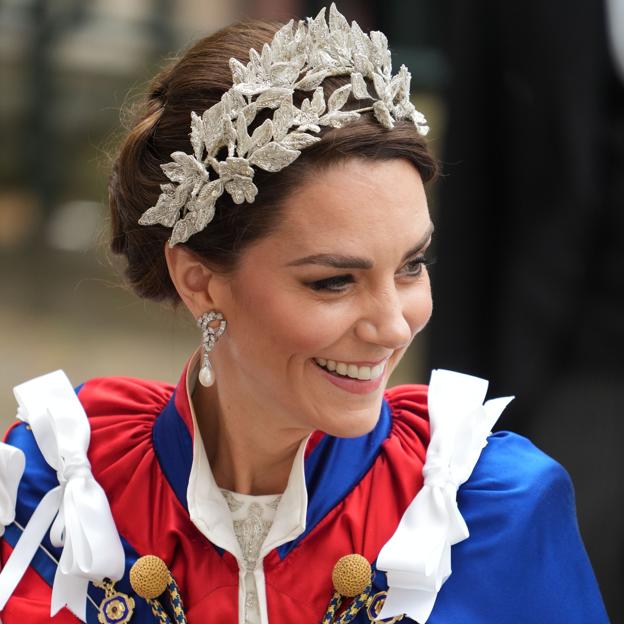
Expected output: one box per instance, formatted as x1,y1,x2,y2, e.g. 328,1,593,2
164,243,217,318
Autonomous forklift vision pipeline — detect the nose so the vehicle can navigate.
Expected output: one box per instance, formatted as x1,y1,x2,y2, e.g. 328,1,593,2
354,285,414,350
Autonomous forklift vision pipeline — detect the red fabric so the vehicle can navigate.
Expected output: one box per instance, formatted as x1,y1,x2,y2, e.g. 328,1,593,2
0,541,79,624
80,366,240,622
265,384,430,621
2,421,21,444
0,353,430,623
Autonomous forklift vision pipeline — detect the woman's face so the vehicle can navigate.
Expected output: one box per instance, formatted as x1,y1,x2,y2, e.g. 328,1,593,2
211,157,433,437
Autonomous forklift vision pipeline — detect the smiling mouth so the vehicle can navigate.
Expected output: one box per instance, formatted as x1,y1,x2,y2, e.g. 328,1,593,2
313,357,385,381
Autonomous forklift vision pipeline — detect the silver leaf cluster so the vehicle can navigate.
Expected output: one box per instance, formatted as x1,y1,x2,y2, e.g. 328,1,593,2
139,2,430,246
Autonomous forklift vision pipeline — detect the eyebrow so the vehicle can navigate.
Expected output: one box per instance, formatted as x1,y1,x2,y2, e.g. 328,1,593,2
286,222,434,269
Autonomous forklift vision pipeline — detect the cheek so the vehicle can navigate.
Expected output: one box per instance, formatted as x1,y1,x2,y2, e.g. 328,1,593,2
406,277,433,335
228,278,348,360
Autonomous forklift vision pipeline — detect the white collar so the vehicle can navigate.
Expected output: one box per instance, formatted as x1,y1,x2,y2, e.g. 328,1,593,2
184,348,308,561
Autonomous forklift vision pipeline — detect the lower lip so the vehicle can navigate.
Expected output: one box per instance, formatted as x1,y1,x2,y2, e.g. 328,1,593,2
313,361,386,395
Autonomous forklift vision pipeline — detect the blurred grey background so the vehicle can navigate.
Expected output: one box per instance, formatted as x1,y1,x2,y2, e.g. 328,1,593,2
1,0,621,620
0,0,444,422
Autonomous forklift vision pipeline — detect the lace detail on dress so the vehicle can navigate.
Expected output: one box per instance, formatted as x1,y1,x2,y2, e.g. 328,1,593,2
221,489,282,624
221,489,245,513
233,502,273,568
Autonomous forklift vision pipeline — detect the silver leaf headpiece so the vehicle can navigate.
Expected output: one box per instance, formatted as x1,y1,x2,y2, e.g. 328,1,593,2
139,3,430,246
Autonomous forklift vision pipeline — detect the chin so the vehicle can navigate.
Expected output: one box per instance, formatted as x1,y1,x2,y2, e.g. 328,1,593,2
319,405,382,438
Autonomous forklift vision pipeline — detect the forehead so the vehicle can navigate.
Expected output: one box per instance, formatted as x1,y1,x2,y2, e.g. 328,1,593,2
274,158,430,253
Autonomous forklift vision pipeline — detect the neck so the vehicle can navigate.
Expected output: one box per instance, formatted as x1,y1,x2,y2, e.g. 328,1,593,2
191,379,310,496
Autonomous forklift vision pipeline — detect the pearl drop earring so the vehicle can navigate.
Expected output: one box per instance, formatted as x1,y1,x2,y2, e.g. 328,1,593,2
196,311,226,387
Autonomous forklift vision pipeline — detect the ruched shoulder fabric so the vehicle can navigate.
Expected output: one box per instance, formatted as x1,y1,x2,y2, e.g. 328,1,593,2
1,418,80,623
380,384,608,623
428,431,609,623
1,378,608,623
383,383,430,454
0,375,174,624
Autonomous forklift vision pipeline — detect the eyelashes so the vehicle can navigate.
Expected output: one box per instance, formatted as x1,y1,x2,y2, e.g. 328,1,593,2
399,255,432,276
308,274,355,291
307,255,434,292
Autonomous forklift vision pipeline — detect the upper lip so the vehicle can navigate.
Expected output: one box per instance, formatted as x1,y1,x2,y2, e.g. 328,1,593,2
314,356,390,367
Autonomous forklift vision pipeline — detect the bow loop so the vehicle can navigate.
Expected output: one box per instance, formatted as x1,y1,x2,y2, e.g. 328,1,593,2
422,457,458,490
0,370,125,622
57,455,92,485
377,370,513,623
0,442,25,535
50,505,66,548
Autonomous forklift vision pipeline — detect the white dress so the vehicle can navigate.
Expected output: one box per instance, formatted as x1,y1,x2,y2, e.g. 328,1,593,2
185,348,308,624
220,489,282,624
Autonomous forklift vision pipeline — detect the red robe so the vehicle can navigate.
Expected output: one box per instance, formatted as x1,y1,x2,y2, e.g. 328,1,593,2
0,356,607,622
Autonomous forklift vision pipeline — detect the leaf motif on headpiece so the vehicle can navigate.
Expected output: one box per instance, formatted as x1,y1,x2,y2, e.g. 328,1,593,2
295,70,329,91
393,65,411,102
271,62,301,87
273,100,295,141
170,210,198,246
201,103,228,157
190,112,205,161
271,20,293,58
236,113,251,157
327,84,352,112
353,53,375,78
329,3,350,37
308,7,329,42
197,178,225,203
249,142,300,172
280,132,321,150
194,202,217,231
230,58,248,85
248,119,274,153
373,101,394,129
241,103,258,125
234,81,271,97
320,110,360,129
256,87,293,109
370,31,391,76
372,73,388,101
139,184,182,228
141,2,429,245
349,21,371,59
351,72,371,100
161,152,206,185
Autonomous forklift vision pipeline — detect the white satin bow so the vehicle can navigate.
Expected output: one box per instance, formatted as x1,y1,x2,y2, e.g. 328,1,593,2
0,442,25,536
376,369,513,623
0,370,125,621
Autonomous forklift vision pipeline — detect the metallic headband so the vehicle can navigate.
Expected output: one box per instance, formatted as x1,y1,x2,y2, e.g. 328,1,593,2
139,3,429,246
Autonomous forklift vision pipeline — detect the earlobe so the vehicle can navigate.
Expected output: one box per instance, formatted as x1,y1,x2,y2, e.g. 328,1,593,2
164,243,215,316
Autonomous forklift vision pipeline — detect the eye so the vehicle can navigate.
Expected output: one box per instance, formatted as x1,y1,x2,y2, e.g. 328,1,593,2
398,255,432,277
307,274,355,292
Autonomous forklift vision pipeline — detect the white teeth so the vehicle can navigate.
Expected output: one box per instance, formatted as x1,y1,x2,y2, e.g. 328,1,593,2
314,358,385,381
358,366,371,380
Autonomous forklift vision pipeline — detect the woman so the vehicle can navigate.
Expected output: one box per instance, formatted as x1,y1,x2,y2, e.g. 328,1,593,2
0,4,608,624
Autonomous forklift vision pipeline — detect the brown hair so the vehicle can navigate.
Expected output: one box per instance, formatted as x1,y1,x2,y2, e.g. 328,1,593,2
109,19,438,305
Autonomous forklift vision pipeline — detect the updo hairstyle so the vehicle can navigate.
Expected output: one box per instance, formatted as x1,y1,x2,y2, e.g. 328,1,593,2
108,20,438,305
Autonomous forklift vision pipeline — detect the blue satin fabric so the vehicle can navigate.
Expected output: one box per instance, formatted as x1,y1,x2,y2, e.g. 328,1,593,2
149,418,611,622
369,431,609,623
3,412,608,622
3,422,152,624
